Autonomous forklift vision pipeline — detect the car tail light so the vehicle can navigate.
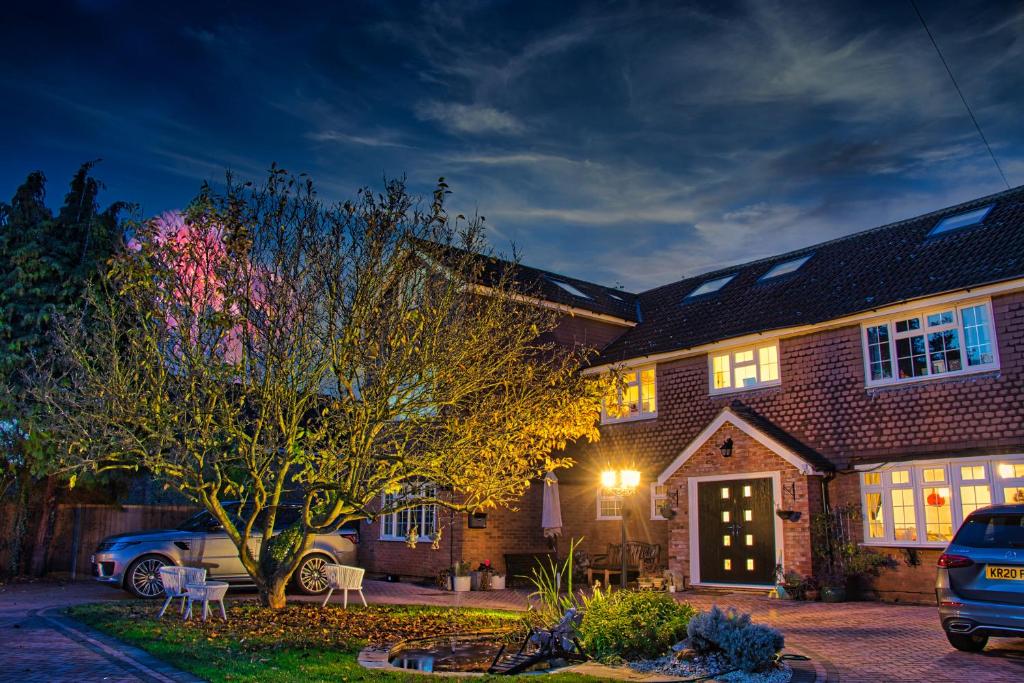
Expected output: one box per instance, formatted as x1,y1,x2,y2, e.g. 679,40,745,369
938,553,974,568
341,530,359,544
940,600,964,608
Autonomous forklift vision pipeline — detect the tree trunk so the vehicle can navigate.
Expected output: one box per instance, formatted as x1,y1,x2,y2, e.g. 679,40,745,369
29,475,58,577
260,576,289,609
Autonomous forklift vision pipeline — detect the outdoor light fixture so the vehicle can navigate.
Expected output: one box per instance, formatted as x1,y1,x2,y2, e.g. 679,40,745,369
599,468,641,590
719,438,734,458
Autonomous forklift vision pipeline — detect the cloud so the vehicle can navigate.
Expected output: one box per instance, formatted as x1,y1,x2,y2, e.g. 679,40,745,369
416,101,524,135
307,130,410,148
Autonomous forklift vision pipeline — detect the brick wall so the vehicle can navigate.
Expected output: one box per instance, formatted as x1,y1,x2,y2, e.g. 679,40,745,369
661,423,815,585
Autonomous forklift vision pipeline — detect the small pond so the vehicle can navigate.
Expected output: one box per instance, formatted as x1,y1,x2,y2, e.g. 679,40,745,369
388,632,568,675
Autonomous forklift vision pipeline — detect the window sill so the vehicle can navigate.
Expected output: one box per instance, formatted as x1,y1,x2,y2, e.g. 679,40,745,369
379,536,435,543
708,381,781,397
865,366,999,391
860,540,948,550
596,516,623,521
601,413,657,426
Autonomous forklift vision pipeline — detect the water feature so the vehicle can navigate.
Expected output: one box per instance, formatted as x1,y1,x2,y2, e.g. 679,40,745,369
387,632,567,674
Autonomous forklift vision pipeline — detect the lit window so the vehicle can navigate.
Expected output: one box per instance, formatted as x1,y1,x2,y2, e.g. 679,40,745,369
892,488,917,541
602,365,657,423
998,463,1024,479
960,485,991,518
380,484,438,541
547,277,592,300
597,489,623,519
923,487,952,542
865,492,884,538
685,274,735,299
922,468,945,483
862,301,997,386
651,484,669,520
864,472,882,486
891,470,909,485
709,341,781,394
961,465,986,481
928,205,993,236
759,255,812,280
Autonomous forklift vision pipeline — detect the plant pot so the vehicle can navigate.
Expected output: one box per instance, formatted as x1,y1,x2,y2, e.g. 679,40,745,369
451,575,471,592
490,575,506,590
470,571,483,590
821,585,846,603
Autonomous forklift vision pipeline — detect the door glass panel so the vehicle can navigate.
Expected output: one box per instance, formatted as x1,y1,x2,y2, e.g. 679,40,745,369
865,492,884,538
721,487,730,499
743,485,752,497
746,559,755,571
923,487,952,542
723,559,732,571
745,534,753,546
960,485,991,518
723,535,731,546
722,511,730,523
743,509,752,521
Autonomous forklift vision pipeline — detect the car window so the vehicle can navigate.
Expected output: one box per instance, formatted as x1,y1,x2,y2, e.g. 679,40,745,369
259,506,302,532
176,504,241,532
953,513,1024,548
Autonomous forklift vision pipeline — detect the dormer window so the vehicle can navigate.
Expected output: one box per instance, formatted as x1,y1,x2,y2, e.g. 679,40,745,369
759,255,811,281
928,205,993,237
685,274,735,299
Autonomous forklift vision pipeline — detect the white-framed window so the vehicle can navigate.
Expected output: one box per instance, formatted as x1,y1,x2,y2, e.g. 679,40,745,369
708,341,780,394
380,484,438,541
861,300,998,387
597,489,623,520
651,483,669,520
859,455,1024,547
602,365,657,423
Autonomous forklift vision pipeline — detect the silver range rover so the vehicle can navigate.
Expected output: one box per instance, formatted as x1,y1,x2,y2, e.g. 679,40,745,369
937,503,1024,651
92,503,358,598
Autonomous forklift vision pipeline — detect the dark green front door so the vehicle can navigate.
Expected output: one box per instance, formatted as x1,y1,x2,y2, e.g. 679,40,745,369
697,477,775,585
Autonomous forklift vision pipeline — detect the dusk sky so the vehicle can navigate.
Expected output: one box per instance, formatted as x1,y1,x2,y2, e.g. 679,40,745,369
2,0,1022,291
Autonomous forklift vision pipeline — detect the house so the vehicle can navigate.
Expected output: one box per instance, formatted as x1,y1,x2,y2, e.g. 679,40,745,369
357,185,1024,603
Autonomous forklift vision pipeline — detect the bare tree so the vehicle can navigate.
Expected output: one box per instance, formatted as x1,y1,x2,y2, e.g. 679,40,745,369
35,169,606,608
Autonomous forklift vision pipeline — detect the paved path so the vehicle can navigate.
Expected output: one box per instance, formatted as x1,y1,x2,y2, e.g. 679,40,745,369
2,579,1024,681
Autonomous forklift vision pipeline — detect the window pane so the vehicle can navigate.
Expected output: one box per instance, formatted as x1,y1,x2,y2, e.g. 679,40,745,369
960,465,986,481
922,468,945,483
864,472,882,486
866,325,893,380
997,464,1024,479
734,350,754,363
962,305,994,366
600,493,622,517
891,470,909,485
895,317,921,333
896,335,928,378
892,489,918,541
712,354,731,389
640,367,656,413
960,485,991,518
923,487,952,542
623,381,639,416
928,329,961,374
926,311,954,327
735,365,757,388
1005,487,1024,505
865,492,884,538
758,345,779,382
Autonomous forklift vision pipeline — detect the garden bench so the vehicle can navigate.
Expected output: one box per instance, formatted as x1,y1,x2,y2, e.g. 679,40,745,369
585,541,661,586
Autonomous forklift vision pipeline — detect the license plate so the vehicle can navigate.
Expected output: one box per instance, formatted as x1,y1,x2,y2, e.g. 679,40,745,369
985,565,1024,580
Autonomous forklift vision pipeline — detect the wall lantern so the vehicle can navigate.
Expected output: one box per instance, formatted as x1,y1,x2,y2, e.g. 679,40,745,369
719,438,734,458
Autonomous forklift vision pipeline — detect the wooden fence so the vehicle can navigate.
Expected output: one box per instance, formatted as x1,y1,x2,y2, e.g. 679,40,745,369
0,503,197,579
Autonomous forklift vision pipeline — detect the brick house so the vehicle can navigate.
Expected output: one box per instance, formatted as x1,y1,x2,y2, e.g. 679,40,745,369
358,186,1024,603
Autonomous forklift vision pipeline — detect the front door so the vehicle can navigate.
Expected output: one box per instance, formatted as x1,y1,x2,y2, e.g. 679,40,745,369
697,477,775,585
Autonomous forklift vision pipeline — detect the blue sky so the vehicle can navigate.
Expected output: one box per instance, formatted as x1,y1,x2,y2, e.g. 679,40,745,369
2,0,1022,291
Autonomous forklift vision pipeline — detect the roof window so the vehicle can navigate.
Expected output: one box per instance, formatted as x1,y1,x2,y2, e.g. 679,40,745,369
685,274,735,299
928,205,994,237
547,277,592,300
759,254,812,281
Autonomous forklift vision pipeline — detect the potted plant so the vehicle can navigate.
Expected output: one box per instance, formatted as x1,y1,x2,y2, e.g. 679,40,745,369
472,560,494,590
451,561,471,592
803,575,820,601
490,572,506,590
783,571,806,600
812,504,892,603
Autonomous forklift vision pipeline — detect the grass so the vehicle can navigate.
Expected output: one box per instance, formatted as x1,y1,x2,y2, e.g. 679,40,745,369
68,601,602,682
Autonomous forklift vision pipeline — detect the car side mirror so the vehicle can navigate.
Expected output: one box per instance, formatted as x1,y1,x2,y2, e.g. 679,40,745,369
207,523,225,532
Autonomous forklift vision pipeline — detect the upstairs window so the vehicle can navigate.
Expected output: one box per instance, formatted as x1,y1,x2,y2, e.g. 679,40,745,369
861,300,998,387
709,341,780,394
928,205,993,237
685,274,735,299
602,365,657,423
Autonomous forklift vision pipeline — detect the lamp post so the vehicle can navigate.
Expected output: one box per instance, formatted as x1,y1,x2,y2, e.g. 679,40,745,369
601,468,641,589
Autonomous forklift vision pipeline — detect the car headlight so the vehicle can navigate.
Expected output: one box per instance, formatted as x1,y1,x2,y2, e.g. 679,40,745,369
107,541,140,552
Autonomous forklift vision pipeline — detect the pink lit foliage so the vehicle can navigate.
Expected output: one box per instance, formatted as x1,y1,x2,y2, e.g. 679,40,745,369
128,210,262,365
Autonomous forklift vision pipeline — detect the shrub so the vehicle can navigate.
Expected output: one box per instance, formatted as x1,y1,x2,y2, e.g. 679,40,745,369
686,605,784,672
578,591,696,661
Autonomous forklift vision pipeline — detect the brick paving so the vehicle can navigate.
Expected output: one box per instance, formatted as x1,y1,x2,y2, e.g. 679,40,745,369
3,579,1024,681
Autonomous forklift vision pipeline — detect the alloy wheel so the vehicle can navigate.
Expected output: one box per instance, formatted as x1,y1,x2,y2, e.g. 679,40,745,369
299,556,329,593
131,558,167,597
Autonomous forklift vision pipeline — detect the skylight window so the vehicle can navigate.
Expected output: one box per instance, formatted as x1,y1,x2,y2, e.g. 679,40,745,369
928,205,994,237
759,254,812,281
547,278,592,300
685,274,735,299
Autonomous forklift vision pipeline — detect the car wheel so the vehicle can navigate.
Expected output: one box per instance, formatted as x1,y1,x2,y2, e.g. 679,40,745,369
946,631,988,652
125,554,171,598
293,554,332,595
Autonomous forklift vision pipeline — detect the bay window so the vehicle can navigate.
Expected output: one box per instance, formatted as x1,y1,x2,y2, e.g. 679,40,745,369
708,341,780,394
380,484,438,541
859,456,1024,546
602,365,657,423
861,300,998,387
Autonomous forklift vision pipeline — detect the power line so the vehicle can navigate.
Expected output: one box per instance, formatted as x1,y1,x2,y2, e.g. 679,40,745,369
909,0,1011,190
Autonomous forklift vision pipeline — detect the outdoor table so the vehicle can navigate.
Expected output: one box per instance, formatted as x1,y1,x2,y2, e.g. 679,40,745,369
184,581,229,622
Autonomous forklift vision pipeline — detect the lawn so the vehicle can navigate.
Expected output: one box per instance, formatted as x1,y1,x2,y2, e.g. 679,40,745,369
68,601,600,682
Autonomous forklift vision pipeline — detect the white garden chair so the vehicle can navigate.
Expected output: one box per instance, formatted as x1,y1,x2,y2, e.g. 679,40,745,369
184,580,229,622
321,564,366,608
157,566,207,618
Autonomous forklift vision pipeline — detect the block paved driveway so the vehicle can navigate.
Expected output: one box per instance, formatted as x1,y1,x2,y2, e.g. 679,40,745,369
2,579,1024,682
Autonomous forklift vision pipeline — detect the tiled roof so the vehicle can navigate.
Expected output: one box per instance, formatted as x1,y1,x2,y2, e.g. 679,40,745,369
596,185,1024,364
726,402,835,473
415,239,639,322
